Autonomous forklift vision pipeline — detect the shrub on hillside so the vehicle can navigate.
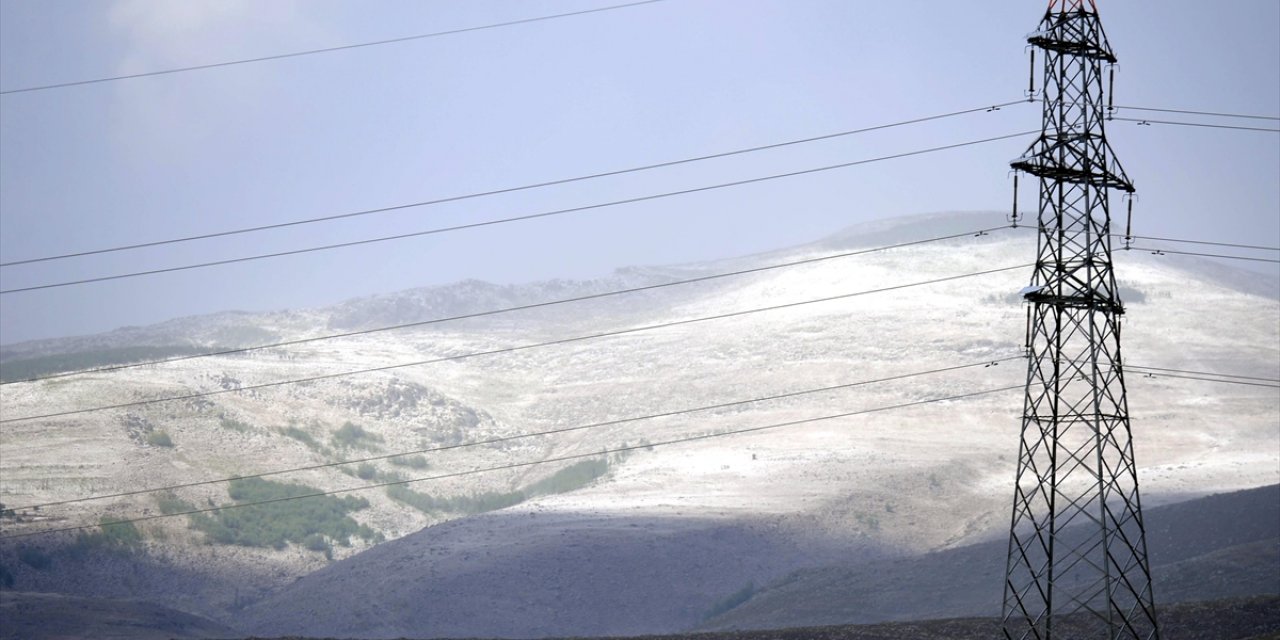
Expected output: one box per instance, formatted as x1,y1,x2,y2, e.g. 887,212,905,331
303,533,330,553
278,425,328,454
146,430,174,447
386,484,525,515
331,422,383,451
17,546,51,570
219,416,253,433
385,458,610,516
526,459,609,496
389,454,429,469
67,519,144,558
156,494,195,515
189,477,374,550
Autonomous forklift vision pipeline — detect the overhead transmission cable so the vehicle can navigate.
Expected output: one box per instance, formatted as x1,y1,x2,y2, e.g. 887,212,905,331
1038,97,1280,123
6,357,1269,514
1127,365,1279,383
1112,104,1280,122
1125,246,1280,264
1110,117,1280,134
12,358,1266,512
1110,234,1279,253
0,0,669,95
9,357,1024,513
2,223,1269,387
1127,364,1280,388
1133,372,1279,388
0,130,1034,294
0,263,1031,425
0,225,1018,385
0,114,1030,272
0,384,1023,540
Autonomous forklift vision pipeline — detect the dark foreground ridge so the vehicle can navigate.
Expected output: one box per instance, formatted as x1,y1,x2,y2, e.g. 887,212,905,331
242,595,1280,640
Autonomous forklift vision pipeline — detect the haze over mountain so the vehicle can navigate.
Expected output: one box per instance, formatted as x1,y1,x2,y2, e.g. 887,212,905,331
0,211,1276,638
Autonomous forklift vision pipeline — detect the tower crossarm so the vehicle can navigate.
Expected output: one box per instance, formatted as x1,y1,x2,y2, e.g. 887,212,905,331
1028,2,1117,63
1013,132,1134,193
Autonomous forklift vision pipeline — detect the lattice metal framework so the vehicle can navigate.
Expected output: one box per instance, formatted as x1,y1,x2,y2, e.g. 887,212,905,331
1001,1,1160,638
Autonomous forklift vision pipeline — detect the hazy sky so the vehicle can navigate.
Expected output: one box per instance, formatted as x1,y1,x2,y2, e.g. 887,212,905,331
1,0,1277,345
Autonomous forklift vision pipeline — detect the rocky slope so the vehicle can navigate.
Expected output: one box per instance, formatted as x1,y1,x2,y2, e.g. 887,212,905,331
0,211,1276,636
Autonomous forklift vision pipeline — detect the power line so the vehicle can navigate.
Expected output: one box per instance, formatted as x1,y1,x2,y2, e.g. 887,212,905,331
1131,365,1280,382
1,225,1015,385
1113,104,1280,122
1126,246,1280,264
1110,234,1279,253
2,224,1265,386
0,1,669,96
8,357,1023,513
0,100,1024,268
1111,117,1280,133
6,358,1270,517
0,384,1023,540
0,130,1035,288
25,357,1268,512
1128,364,1280,385
1131,371,1279,389
0,263,1030,425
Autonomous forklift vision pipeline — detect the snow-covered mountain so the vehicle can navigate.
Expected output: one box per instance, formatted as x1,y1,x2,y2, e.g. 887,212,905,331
1,211,1276,637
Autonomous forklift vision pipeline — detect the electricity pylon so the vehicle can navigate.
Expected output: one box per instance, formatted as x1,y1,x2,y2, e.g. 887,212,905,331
1001,1,1160,638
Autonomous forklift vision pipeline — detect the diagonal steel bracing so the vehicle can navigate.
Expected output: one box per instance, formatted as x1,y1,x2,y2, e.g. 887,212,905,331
1001,2,1160,638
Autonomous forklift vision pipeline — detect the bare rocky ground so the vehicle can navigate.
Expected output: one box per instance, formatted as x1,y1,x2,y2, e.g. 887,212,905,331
1,212,1276,638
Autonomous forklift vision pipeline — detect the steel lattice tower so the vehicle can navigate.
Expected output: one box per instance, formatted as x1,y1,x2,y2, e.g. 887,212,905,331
1001,1,1160,638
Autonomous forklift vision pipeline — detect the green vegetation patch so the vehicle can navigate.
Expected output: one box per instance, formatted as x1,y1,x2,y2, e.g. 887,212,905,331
188,477,375,550
527,458,609,496
66,519,144,559
17,546,52,570
331,422,383,451
386,484,525,515
92,519,143,546
219,416,254,433
387,458,610,516
146,430,174,447
278,426,328,454
389,454,430,469
155,494,196,515
0,345,205,383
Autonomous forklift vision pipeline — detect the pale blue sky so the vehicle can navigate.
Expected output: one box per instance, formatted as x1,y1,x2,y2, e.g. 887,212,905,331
1,0,1277,344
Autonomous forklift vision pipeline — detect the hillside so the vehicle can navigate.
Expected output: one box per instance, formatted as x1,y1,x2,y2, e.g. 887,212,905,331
4,594,1275,640
698,484,1280,631
1,211,1276,637
234,484,1279,638
0,591,234,640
